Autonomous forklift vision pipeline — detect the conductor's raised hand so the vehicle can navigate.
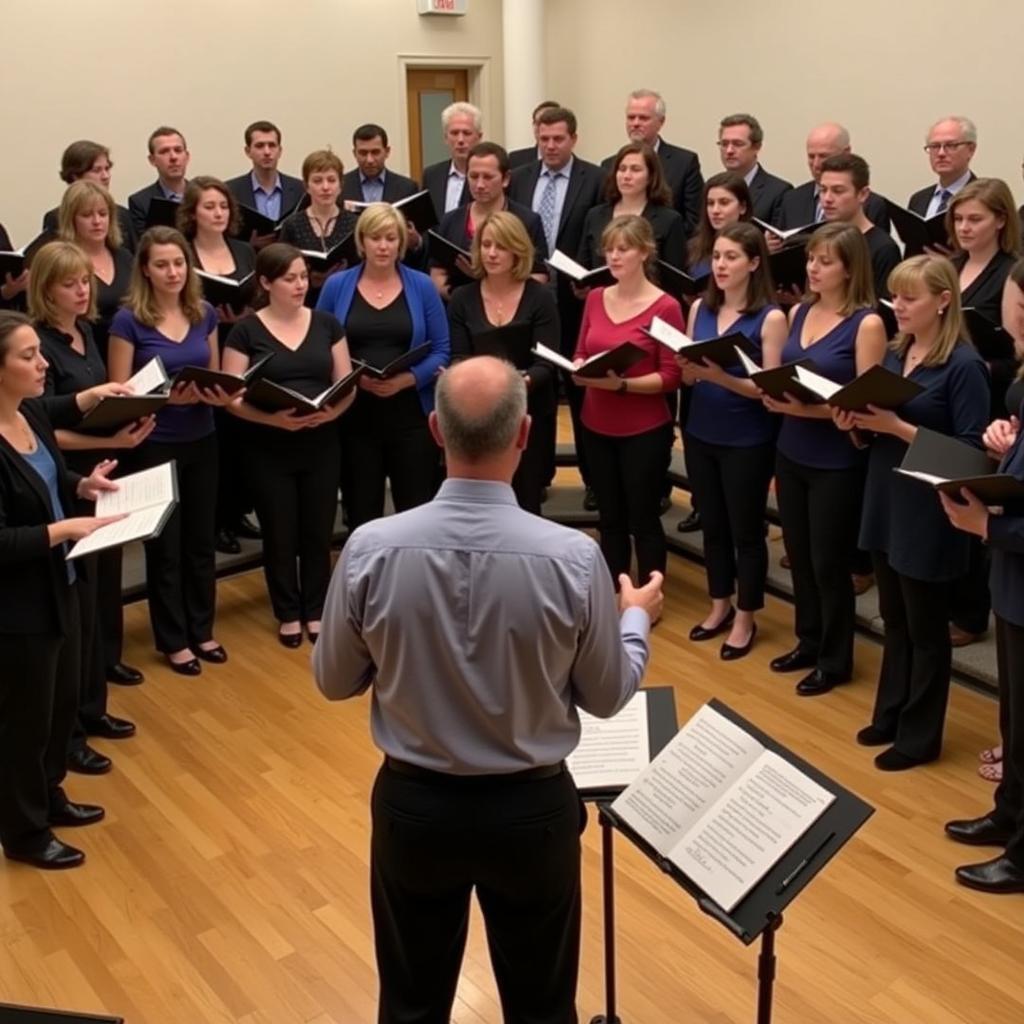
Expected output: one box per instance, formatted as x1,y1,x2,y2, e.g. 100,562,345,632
619,570,664,623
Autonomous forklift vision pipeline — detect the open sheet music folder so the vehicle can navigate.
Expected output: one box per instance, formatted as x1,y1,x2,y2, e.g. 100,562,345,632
602,699,873,943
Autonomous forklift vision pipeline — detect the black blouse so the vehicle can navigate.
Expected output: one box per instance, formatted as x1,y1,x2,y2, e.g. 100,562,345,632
278,208,357,307
93,246,134,357
345,289,414,370
577,202,686,272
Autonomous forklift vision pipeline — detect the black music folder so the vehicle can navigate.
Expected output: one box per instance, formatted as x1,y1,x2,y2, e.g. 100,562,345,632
885,200,949,255
545,249,615,288
172,353,274,396
347,189,439,233
245,364,366,414
145,196,180,229
77,394,169,434
896,426,1024,503
532,340,648,379
195,270,254,311
655,260,708,301
768,242,808,292
469,322,535,368
427,230,472,271
0,232,53,278
300,233,359,272
736,350,825,403
964,307,1015,361
604,698,873,943
796,362,925,411
754,217,820,243
236,202,298,240
567,687,678,803
362,342,433,379
643,316,753,368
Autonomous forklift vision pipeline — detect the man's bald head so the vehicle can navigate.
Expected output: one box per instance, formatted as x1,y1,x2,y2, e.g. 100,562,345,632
434,357,528,463
806,122,851,181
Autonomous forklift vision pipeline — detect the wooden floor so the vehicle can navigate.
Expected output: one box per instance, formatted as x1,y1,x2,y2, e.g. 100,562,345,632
2,538,1022,1023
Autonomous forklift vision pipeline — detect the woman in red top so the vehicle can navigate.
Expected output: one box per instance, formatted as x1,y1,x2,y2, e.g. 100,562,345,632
573,214,682,590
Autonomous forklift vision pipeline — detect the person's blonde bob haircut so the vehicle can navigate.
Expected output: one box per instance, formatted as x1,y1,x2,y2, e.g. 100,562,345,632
470,211,534,281
887,255,965,368
354,203,408,260
57,180,122,251
125,226,206,327
600,214,656,272
28,241,97,325
804,222,875,315
946,178,1021,257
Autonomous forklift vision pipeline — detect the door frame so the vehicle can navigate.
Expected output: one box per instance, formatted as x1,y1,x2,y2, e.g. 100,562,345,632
396,54,495,180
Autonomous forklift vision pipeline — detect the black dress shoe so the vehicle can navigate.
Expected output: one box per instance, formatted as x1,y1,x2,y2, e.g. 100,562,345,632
306,628,319,645
583,487,599,512
279,629,303,649
874,747,936,771
689,607,736,642
84,713,136,740
721,622,757,661
676,509,702,533
945,814,1013,847
107,662,144,686
769,646,819,673
196,644,228,664
215,528,241,555
856,725,895,747
67,745,112,775
955,856,1024,894
234,514,262,540
795,668,849,697
50,801,105,828
659,494,672,514
4,837,84,870
167,656,202,677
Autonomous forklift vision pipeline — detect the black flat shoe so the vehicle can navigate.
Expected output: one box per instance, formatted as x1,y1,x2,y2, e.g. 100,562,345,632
67,744,112,775
306,628,320,645
279,629,303,649
874,747,936,771
168,656,202,677
659,494,672,514
50,801,105,828
196,644,228,664
689,607,736,642
856,725,895,747
945,814,1013,847
770,646,818,673
215,528,241,555
107,662,144,685
235,514,262,540
583,487,599,512
676,510,702,533
720,622,757,661
84,713,136,740
795,668,850,697
955,855,1024,894
4,837,84,870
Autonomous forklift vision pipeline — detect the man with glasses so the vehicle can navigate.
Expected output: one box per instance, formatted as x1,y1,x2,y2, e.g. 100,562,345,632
716,113,791,225
908,116,978,217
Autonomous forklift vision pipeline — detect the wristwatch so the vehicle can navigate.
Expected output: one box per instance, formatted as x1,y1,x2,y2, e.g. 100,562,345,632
618,379,628,394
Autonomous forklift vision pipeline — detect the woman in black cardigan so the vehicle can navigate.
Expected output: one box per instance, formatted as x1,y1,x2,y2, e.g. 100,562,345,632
0,311,128,869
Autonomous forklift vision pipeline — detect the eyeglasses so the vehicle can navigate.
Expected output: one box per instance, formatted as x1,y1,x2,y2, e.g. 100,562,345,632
923,141,972,153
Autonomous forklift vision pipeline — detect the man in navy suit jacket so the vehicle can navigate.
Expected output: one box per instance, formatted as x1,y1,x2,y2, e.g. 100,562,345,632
601,89,703,237
127,125,190,237
224,120,305,243
907,116,978,217
508,100,561,169
716,113,792,226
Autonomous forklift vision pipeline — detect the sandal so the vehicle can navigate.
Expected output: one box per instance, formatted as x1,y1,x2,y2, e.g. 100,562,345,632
979,746,1003,764
978,761,1003,783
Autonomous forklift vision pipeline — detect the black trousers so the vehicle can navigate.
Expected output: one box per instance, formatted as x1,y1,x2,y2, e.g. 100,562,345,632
214,407,253,530
582,422,673,585
993,616,1024,868
950,536,992,635
0,586,80,853
246,428,340,623
514,410,555,515
70,556,108,753
685,435,774,611
341,391,440,532
132,434,219,654
870,553,952,759
775,452,861,677
370,763,582,1024
97,545,125,669
563,374,591,487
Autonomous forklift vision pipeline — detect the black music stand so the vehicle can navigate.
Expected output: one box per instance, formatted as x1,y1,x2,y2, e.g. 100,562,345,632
577,686,679,1024
601,699,873,1023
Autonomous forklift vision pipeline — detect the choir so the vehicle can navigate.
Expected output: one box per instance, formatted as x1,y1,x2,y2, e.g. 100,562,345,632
1,97,1023,894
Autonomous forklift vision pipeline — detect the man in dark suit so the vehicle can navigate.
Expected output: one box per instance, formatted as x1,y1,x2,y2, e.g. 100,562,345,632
776,122,890,236
508,100,561,169
602,89,703,237
224,120,304,243
908,115,978,217
127,126,190,237
421,102,482,218
716,113,792,225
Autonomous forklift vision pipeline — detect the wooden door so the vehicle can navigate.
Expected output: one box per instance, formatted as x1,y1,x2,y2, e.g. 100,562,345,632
406,68,469,183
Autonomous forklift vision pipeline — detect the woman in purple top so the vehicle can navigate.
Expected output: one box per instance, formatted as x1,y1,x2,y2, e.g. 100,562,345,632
762,223,887,696
108,227,233,677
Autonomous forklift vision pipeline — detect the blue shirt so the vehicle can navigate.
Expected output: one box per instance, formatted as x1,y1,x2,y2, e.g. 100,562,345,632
21,436,75,583
530,159,574,246
313,478,651,774
777,304,873,470
251,171,283,221
685,302,780,448
359,171,386,204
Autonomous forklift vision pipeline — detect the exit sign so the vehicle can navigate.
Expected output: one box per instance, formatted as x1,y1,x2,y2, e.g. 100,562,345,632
417,0,467,13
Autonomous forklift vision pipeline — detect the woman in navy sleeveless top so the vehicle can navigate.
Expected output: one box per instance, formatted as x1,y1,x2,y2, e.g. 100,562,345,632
839,255,989,770
763,223,887,695
678,223,785,659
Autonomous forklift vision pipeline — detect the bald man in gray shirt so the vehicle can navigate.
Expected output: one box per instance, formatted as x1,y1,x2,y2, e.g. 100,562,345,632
314,356,662,1024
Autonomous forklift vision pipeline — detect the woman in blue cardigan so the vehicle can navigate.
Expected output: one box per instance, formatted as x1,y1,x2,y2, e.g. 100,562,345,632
317,204,450,529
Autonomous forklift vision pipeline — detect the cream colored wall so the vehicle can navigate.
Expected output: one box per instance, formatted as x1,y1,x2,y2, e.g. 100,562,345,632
1,0,503,244
543,0,1023,211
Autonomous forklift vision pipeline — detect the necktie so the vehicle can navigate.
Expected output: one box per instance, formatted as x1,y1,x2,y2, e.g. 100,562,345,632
814,193,825,223
538,171,560,254
364,177,384,204
935,188,952,215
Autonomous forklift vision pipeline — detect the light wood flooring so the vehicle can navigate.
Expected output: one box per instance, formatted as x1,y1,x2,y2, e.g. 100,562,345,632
1,530,1020,1023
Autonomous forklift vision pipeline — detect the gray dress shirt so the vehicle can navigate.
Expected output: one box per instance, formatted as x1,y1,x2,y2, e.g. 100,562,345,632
313,478,651,774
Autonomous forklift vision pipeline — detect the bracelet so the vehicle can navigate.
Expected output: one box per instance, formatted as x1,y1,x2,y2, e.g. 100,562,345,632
618,379,628,394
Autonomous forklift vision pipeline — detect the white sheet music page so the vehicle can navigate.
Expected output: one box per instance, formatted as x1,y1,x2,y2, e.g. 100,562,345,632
567,691,650,790
124,357,169,396
96,462,175,517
